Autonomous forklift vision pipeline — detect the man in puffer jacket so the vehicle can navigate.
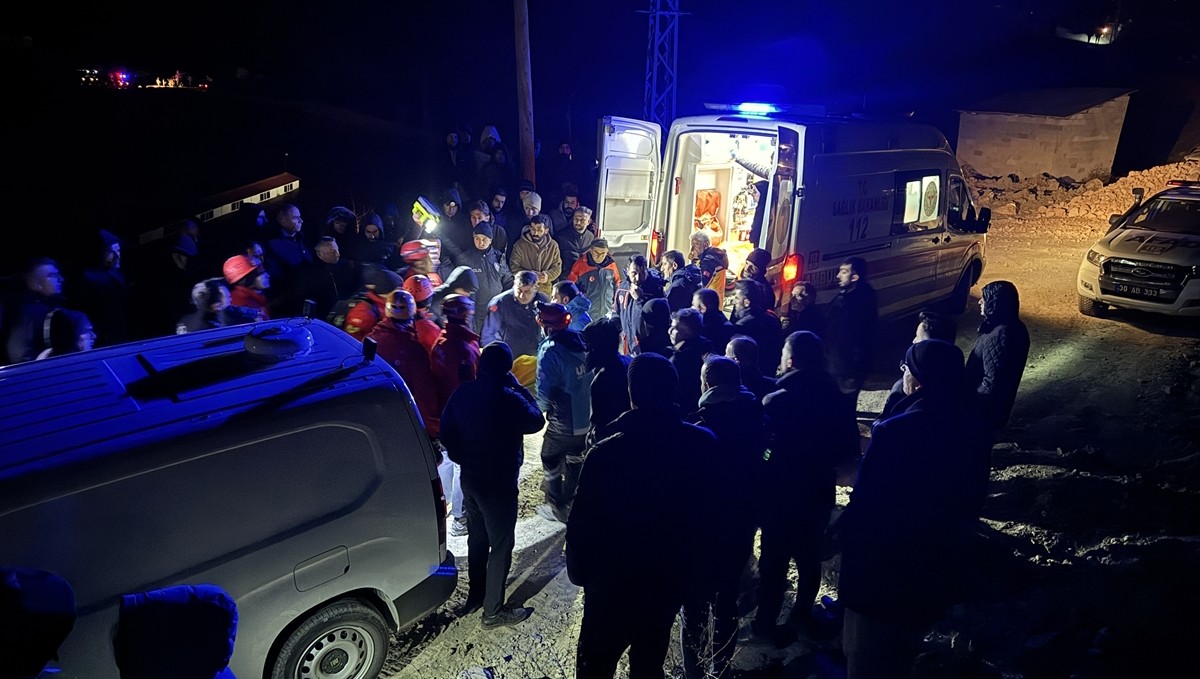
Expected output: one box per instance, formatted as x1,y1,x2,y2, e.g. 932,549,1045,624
534,302,591,524
966,280,1030,435
509,215,562,297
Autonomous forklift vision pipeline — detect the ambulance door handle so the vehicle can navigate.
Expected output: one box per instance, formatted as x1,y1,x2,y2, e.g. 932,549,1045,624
930,236,942,244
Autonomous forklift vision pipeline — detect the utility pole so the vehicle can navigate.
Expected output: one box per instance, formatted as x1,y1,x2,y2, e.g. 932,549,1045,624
641,0,682,128
514,0,537,185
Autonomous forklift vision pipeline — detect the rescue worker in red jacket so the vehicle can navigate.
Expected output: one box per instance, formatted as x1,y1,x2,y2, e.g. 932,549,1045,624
403,274,444,355
222,255,270,320
330,267,403,342
368,290,441,438
431,293,481,538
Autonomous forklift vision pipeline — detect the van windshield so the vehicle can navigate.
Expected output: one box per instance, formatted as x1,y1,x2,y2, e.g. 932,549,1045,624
1126,197,1200,235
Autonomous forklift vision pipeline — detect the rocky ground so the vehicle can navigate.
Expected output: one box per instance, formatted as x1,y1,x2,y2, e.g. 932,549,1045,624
381,191,1200,678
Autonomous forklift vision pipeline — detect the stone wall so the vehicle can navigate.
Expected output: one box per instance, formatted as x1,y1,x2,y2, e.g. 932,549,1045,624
957,95,1130,181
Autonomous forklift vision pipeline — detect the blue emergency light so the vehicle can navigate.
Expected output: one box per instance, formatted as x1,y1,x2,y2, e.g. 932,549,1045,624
734,102,780,114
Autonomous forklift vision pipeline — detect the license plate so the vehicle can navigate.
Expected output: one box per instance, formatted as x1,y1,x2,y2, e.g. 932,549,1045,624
1115,283,1160,298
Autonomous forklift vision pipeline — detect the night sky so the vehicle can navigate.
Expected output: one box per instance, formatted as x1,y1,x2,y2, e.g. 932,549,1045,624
2,0,1195,265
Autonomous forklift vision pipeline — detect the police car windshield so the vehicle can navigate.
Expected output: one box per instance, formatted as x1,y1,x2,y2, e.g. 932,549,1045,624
1127,197,1200,235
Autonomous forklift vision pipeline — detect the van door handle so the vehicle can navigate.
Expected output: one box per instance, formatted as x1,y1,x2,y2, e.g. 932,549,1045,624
930,236,942,244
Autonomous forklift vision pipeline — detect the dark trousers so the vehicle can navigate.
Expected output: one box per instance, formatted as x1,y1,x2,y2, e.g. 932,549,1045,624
461,472,519,617
843,607,924,679
541,431,586,510
577,589,678,679
754,506,830,632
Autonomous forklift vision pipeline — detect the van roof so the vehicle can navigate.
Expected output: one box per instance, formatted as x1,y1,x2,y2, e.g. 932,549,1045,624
0,320,401,480
672,114,951,152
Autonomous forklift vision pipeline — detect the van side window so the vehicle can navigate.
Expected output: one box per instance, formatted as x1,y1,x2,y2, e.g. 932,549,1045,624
893,171,942,233
947,176,969,229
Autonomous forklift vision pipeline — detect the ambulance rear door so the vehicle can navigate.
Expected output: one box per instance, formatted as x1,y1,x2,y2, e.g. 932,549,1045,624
594,116,662,266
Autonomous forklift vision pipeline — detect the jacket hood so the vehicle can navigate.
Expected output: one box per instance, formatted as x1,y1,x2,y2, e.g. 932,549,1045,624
981,280,1020,326
697,383,757,407
565,295,592,317
442,264,480,293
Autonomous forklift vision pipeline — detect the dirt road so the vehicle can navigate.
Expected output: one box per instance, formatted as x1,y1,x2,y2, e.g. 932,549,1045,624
385,216,1200,678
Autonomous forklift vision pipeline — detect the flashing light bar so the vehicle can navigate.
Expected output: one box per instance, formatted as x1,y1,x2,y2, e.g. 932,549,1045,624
734,102,779,114
703,102,831,117
1166,180,1199,187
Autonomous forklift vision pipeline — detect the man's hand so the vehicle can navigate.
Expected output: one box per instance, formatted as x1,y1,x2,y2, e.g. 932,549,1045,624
537,271,549,283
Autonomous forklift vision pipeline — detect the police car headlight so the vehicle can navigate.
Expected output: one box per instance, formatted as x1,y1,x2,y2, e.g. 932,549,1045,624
1086,249,1106,267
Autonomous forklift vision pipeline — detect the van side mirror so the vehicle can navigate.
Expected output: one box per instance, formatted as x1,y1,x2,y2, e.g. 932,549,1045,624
976,207,991,233
1108,213,1123,226
1132,187,1145,207
362,337,378,364
302,299,315,319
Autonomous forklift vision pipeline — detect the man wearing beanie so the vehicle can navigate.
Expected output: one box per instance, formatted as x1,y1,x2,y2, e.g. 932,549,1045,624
461,221,513,335
567,354,725,679
441,342,545,629
836,339,991,678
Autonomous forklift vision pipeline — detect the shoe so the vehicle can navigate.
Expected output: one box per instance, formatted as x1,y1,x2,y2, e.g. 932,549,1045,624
536,503,568,524
450,517,469,537
481,605,532,629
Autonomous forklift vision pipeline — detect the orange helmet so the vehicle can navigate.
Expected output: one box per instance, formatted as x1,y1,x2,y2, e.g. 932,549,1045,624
386,290,416,320
535,301,570,332
402,274,434,304
399,241,431,263
222,255,259,285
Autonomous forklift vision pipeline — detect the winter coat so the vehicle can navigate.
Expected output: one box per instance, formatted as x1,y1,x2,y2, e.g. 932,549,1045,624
78,267,130,347
665,264,702,311
295,259,358,320
564,294,593,332
610,273,665,355
264,228,312,316
965,283,1030,432
696,246,729,304
113,584,237,679
431,321,481,414
230,286,269,320
587,352,632,438
733,307,784,377
459,246,513,334
568,252,621,318
368,320,440,438
785,303,826,338
824,282,878,391
762,368,859,517
700,309,735,356
536,329,591,436
481,289,549,358
742,371,778,402
686,385,766,564
566,407,728,599
837,389,991,626
548,204,576,236
670,337,713,412
509,226,562,296
555,227,595,280
328,290,386,341
414,316,442,356
429,265,480,324
442,372,545,479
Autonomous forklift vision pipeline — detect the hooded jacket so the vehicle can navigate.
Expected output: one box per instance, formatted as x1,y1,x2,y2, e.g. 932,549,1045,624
509,226,562,296
429,265,479,324
965,281,1030,432
368,319,440,437
665,264,703,311
568,252,621,318
564,294,593,332
536,328,591,436
587,351,632,438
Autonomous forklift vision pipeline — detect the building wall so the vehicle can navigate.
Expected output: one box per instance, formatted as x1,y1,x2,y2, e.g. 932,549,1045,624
957,95,1129,180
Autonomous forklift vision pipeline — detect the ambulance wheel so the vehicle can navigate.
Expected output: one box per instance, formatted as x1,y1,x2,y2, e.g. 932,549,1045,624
271,600,388,679
1078,294,1107,317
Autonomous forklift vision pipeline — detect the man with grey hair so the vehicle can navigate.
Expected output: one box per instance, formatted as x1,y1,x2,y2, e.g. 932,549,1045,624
481,271,549,358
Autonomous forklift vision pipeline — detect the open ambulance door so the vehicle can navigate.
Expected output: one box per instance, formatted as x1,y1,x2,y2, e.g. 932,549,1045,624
594,116,662,266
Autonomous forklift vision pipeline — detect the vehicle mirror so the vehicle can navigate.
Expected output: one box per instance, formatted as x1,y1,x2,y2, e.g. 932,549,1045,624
977,207,991,232
1108,213,1123,226
1132,187,1145,206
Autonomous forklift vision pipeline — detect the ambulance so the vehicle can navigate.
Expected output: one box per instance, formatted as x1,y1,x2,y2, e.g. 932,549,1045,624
593,104,992,316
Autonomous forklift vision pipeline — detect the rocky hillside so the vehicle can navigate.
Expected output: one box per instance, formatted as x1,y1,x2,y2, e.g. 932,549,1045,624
964,160,1200,232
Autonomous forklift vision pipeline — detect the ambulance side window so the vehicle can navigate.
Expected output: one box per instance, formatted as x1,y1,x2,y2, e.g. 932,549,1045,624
947,176,969,229
893,171,942,233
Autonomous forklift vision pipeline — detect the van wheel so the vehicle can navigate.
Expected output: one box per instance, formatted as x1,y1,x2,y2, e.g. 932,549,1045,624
271,600,388,679
1078,294,1108,317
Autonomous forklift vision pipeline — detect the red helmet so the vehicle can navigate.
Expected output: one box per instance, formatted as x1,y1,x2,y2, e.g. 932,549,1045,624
402,274,434,304
400,241,431,263
222,255,259,285
535,301,570,332
441,294,475,322
385,290,415,320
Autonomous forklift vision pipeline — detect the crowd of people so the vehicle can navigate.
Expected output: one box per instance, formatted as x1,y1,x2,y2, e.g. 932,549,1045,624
1,116,1032,677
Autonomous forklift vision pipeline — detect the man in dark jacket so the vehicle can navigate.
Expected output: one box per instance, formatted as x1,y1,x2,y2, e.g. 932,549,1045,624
77,229,131,347
567,354,726,679
295,237,359,320
693,287,735,356
555,206,596,280
660,249,702,311
581,317,631,442
3,258,66,364
668,308,712,411
264,203,313,316
461,223,514,334
837,340,991,678
731,279,784,377
966,280,1030,436
610,255,664,355
824,256,878,417
681,356,766,678
725,335,778,399
754,331,859,643
442,342,545,629
739,247,776,309
481,272,548,358
534,303,591,523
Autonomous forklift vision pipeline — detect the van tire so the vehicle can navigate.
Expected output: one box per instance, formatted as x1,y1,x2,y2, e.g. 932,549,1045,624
1078,294,1107,317
270,600,388,679
941,264,978,315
